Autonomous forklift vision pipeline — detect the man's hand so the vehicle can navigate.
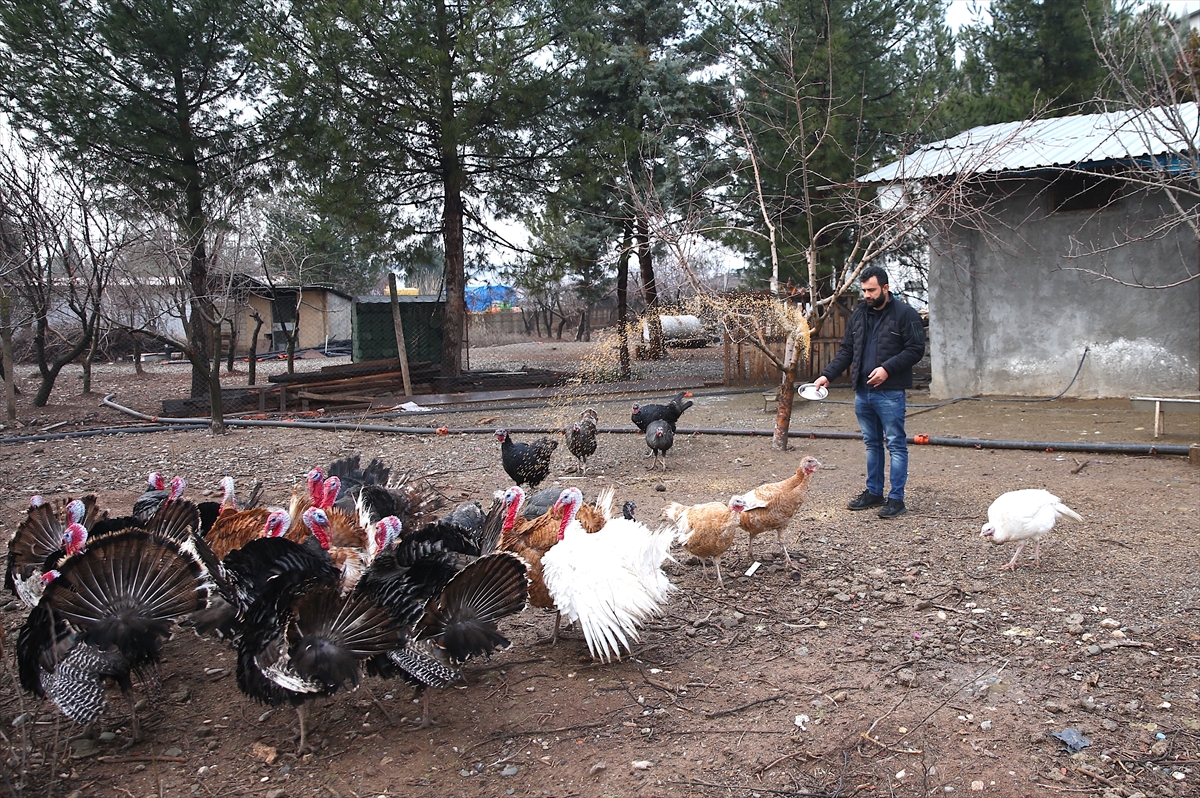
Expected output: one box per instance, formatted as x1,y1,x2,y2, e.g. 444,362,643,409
866,367,889,387
813,375,830,390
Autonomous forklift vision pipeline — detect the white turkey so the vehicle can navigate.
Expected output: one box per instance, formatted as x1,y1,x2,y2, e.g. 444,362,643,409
980,489,1082,570
541,487,674,662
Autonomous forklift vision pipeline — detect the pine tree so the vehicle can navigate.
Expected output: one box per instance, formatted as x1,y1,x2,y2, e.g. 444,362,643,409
0,0,269,423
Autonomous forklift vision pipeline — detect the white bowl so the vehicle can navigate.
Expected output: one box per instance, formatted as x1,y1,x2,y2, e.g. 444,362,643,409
797,383,828,401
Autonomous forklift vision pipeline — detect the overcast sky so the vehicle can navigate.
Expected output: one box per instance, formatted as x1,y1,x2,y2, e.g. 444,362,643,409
945,0,1200,33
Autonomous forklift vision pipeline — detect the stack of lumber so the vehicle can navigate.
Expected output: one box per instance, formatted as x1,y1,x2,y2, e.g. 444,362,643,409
160,359,574,416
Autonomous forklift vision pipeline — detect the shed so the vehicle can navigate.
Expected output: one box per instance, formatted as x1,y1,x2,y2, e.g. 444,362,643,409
230,279,352,354
860,104,1199,399
352,295,446,364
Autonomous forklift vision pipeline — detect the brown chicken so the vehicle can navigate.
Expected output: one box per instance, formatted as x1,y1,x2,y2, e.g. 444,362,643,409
663,497,746,588
731,456,821,567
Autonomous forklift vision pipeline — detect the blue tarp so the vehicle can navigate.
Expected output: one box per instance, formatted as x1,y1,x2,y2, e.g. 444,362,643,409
465,285,516,312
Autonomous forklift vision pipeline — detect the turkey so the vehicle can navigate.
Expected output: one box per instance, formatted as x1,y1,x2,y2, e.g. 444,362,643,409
196,476,264,536
645,419,674,472
190,509,316,640
731,456,821,567
540,487,674,662
234,549,401,751
565,411,598,475
663,497,746,588
496,429,558,487
980,489,1083,570
325,455,440,530
357,503,528,727
5,496,105,608
16,502,208,743
631,391,693,433
132,473,187,523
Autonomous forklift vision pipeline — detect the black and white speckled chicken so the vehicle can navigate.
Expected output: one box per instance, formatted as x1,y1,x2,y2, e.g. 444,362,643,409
565,411,598,475
496,429,558,488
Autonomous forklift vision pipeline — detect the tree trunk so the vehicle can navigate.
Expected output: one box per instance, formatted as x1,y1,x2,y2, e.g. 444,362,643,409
81,337,94,395
637,216,665,359
132,332,144,376
209,319,226,434
771,334,806,450
33,316,91,407
616,220,632,380
226,319,237,373
436,0,465,378
286,326,296,375
248,312,264,386
1,291,16,420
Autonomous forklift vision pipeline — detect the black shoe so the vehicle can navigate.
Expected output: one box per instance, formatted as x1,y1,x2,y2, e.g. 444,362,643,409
878,498,907,518
848,491,886,511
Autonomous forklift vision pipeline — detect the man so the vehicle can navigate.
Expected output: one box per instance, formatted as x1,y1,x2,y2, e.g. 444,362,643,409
813,266,925,518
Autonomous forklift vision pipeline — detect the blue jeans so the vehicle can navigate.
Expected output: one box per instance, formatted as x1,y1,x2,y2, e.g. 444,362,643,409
855,389,908,501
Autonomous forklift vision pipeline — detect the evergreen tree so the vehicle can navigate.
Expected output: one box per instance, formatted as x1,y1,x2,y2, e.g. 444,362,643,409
533,0,725,361
264,0,560,377
0,0,269,422
716,0,955,295
954,0,1129,126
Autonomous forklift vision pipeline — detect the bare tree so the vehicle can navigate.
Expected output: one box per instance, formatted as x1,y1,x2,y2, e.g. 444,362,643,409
1059,9,1200,289
107,205,241,432
626,97,1023,449
0,139,128,407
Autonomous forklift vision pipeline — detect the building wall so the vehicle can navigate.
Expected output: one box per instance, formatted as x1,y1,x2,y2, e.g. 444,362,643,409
929,180,1199,398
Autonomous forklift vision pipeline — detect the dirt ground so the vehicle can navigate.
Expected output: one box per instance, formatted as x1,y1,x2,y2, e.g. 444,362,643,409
0,347,1198,798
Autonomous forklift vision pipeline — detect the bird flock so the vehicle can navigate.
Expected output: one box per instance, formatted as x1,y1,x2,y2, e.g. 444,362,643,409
4,392,1083,751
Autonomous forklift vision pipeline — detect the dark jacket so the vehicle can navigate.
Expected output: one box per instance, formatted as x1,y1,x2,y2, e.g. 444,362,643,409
822,296,926,391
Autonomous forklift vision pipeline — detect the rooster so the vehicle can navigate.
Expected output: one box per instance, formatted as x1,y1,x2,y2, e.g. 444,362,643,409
645,420,674,471
541,487,674,662
663,497,746,588
497,429,558,487
565,411,598,475
980,489,1083,570
631,391,693,433
16,502,209,743
730,456,821,567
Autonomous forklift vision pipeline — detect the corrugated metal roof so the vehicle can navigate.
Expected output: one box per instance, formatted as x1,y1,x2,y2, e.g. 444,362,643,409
860,103,1198,183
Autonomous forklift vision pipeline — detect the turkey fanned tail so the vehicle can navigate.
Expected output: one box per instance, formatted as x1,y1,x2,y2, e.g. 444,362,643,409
287,586,404,692
415,552,529,664
44,531,208,659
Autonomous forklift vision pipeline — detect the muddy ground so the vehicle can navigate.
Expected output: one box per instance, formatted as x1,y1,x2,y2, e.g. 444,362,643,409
0,346,1197,798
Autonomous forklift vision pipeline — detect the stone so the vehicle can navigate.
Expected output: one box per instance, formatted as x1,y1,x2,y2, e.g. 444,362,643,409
500,765,519,777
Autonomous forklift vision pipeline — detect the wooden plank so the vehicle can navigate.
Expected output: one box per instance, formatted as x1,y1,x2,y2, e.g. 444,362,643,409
388,273,414,397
